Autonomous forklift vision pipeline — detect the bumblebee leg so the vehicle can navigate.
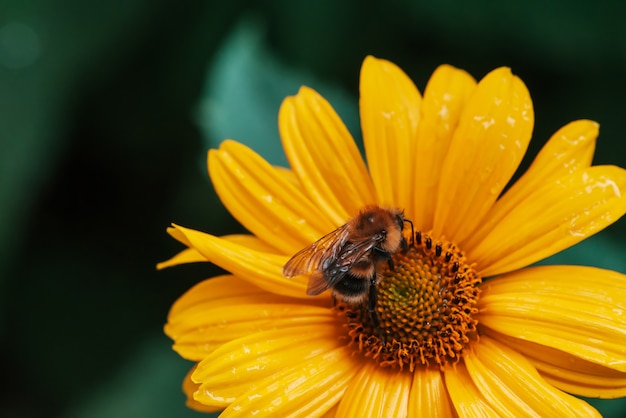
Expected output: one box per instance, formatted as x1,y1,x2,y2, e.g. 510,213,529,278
367,276,380,329
368,277,390,345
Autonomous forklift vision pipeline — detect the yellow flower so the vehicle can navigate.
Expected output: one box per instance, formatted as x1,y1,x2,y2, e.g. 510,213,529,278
160,56,626,416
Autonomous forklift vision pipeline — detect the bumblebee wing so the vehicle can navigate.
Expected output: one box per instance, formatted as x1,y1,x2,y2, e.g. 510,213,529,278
306,271,329,295
319,237,379,288
282,225,351,278
306,240,377,296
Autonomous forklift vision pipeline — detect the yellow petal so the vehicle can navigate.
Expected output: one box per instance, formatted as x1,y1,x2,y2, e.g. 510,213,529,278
470,165,626,276
193,324,343,407
444,362,500,417
463,119,599,266
360,55,422,211
433,67,534,243
157,247,207,269
280,86,376,224
219,347,358,417
165,270,321,318
182,366,223,413
166,274,262,318
412,64,477,230
166,224,311,298
501,119,598,199
486,329,626,398
209,140,336,253
407,367,455,418
537,360,626,399
221,233,286,253
320,404,339,418
337,361,412,417
478,265,626,372
171,304,332,361
273,165,301,188
473,120,598,237
157,233,281,270
165,275,332,360
465,336,601,417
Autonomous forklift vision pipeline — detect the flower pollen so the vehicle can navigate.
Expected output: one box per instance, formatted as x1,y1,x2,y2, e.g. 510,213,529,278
338,231,481,372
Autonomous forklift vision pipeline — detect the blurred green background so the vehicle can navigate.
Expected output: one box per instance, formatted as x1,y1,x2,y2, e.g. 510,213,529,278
2,0,626,416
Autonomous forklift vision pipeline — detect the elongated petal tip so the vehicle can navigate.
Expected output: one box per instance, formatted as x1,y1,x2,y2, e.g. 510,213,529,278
360,55,422,211
279,85,376,223
433,65,533,242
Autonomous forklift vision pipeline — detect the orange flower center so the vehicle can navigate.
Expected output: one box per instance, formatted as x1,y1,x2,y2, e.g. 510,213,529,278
337,231,481,371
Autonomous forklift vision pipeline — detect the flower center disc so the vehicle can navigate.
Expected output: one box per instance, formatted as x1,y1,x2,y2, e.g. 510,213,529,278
337,232,481,371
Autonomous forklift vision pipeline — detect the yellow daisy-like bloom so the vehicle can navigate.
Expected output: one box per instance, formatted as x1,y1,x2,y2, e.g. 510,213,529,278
160,56,626,416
